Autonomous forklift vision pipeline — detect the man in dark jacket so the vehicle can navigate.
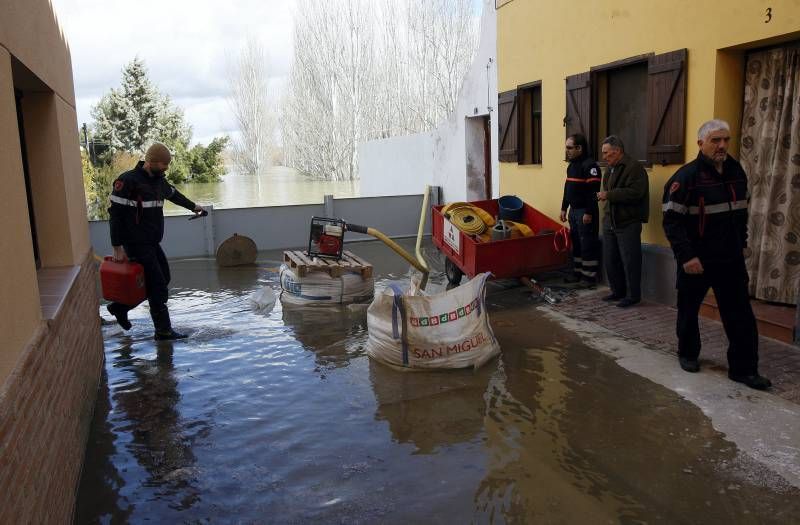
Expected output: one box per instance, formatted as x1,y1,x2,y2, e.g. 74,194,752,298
597,135,649,307
107,142,204,340
662,119,770,390
560,133,601,284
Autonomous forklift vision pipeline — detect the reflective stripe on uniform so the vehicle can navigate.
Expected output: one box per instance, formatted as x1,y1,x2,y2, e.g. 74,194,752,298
662,201,688,214
663,199,747,215
688,199,747,215
565,177,602,183
109,195,164,208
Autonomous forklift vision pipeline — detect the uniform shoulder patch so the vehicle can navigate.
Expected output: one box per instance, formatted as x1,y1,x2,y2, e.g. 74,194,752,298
590,167,598,177
669,181,680,194
114,180,124,192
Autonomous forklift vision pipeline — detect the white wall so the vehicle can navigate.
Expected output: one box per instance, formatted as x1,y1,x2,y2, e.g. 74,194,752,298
89,194,430,259
357,0,498,203
359,132,434,197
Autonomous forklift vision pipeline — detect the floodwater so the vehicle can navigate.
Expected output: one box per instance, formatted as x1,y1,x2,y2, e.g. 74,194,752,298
164,166,360,216
76,240,800,523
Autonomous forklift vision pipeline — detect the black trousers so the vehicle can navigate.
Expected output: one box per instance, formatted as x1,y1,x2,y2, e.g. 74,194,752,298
676,259,759,376
568,208,600,280
110,243,173,332
602,221,642,301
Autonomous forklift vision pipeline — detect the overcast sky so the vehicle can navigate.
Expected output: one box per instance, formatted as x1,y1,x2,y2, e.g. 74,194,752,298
50,0,296,146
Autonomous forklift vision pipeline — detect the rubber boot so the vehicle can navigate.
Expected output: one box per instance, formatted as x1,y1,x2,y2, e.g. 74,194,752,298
151,306,187,341
107,303,132,330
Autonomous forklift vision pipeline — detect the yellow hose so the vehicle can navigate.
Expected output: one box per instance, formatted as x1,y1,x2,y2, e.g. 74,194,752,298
441,202,495,228
448,207,487,235
367,227,429,279
503,220,534,238
415,186,430,290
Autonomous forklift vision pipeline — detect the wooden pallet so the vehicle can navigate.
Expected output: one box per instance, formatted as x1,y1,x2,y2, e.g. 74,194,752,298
283,250,373,278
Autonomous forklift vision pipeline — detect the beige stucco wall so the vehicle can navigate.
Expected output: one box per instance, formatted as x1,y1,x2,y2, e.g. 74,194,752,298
0,0,75,106
23,94,90,266
497,0,800,246
0,49,41,383
0,0,90,383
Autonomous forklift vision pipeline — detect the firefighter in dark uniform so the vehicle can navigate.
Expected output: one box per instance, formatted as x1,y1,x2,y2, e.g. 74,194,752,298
106,143,205,340
560,133,601,284
662,119,771,390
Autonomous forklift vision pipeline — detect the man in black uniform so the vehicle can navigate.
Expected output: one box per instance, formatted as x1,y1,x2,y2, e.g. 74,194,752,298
560,134,601,284
107,143,204,340
662,119,771,390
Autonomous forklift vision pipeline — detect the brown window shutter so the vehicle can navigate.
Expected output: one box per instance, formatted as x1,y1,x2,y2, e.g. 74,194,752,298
498,89,518,163
646,49,687,166
565,72,591,139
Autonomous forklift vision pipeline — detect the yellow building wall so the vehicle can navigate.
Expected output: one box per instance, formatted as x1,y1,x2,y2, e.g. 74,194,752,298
497,0,800,246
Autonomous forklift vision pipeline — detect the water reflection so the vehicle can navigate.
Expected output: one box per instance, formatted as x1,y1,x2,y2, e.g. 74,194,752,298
369,360,492,454
112,342,202,502
281,303,368,372
473,308,800,524
475,345,644,522
73,370,133,523
109,341,205,511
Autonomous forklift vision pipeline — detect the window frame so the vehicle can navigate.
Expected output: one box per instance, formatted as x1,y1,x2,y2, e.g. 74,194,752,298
517,80,542,166
591,58,651,166
565,49,688,168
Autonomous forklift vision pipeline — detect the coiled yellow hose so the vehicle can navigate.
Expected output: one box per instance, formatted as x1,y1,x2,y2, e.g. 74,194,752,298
441,202,496,235
448,207,486,235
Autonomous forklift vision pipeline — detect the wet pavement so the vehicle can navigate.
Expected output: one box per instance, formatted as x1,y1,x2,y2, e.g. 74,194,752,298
76,239,800,523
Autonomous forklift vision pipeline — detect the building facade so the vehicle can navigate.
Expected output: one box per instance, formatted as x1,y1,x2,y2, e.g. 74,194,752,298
359,0,499,203
0,0,104,521
496,0,800,304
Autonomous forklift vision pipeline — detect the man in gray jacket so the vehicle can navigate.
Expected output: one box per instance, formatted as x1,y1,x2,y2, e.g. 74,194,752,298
597,135,649,307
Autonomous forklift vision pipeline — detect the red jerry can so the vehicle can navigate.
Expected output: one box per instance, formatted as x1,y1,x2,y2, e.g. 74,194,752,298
100,256,147,306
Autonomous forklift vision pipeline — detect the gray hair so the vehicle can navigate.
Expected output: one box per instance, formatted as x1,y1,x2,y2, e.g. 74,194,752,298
601,135,625,152
697,119,730,140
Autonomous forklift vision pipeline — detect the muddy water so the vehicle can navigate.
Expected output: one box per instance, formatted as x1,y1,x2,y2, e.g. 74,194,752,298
76,241,800,523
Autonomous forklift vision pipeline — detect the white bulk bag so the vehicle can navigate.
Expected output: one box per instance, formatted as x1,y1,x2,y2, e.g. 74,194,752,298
367,272,499,370
279,264,374,306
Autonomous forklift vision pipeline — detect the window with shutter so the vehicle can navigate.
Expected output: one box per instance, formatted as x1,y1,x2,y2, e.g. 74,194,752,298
646,49,688,166
519,82,542,165
498,89,518,163
565,72,591,141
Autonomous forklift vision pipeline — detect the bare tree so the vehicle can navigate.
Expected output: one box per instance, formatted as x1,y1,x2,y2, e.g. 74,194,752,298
282,0,478,181
228,37,275,175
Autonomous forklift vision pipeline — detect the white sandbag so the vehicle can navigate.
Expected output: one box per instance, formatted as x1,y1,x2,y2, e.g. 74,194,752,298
249,286,277,314
367,272,499,370
279,264,374,306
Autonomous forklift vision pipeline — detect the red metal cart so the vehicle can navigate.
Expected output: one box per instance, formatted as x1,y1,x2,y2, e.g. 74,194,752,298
431,199,569,285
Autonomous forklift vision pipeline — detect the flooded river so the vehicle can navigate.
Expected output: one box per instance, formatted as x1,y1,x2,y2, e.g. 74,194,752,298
164,166,359,215
76,240,800,523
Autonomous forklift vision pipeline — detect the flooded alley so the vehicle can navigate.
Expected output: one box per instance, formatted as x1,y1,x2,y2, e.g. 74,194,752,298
76,240,800,524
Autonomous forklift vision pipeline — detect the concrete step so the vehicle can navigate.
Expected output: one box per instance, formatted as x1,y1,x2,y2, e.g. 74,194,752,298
700,294,796,344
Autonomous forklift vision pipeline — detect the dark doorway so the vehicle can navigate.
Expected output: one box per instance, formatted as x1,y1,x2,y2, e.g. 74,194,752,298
466,115,492,201
14,89,40,269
